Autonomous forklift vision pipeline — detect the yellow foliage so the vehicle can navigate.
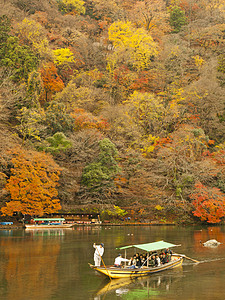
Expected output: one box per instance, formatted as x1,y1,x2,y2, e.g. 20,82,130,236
17,18,51,59
16,107,46,142
155,205,164,211
53,48,75,66
108,21,158,71
61,0,86,14
192,55,205,68
141,135,160,157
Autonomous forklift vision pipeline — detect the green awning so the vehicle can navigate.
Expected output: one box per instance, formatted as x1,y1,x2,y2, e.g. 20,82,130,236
33,218,65,221
117,241,180,252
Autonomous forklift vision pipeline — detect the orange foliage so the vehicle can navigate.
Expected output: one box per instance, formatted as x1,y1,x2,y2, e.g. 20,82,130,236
40,63,64,101
1,148,61,216
70,108,109,132
155,137,171,148
190,182,225,223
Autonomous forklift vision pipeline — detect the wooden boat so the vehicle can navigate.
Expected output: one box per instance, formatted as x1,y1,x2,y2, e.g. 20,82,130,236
89,240,184,279
24,218,74,229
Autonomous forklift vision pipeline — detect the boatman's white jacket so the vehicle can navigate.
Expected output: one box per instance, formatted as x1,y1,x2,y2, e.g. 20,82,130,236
94,245,104,257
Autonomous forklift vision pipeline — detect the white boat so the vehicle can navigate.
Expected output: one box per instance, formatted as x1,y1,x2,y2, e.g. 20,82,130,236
24,218,74,229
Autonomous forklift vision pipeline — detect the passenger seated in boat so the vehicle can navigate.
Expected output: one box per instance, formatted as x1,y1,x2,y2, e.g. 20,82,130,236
128,257,137,269
132,254,137,266
136,257,142,268
155,254,161,267
159,253,166,264
114,254,129,268
142,254,147,266
164,253,170,263
148,255,156,267
140,254,144,265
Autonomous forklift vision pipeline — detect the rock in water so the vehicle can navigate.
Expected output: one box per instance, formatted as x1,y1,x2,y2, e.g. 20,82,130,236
203,239,221,247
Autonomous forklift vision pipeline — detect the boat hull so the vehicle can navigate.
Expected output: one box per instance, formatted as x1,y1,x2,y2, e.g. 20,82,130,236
25,224,74,229
89,255,183,279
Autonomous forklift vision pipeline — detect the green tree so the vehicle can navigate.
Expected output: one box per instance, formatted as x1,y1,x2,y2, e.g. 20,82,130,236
0,16,38,82
0,36,38,82
39,132,72,154
81,138,121,203
45,101,74,135
169,5,187,33
0,15,11,47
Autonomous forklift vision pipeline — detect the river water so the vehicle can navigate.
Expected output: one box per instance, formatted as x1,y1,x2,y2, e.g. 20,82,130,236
0,225,224,300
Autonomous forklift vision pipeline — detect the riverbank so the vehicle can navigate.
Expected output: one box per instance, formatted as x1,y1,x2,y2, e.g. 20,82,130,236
0,221,177,230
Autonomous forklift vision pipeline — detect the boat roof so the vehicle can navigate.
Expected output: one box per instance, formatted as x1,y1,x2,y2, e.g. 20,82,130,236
117,241,180,252
32,218,65,221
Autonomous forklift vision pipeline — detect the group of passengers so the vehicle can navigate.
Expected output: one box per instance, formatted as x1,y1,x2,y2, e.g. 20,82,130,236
114,248,173,268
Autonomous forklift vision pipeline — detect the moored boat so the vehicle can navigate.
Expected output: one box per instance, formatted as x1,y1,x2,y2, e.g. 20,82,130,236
89,241,184,279
24,218,74,229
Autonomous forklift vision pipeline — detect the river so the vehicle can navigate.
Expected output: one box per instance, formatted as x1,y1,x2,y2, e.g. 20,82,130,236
0,225,224,300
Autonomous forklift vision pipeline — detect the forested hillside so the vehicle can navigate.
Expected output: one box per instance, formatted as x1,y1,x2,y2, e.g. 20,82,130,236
0,0,224,224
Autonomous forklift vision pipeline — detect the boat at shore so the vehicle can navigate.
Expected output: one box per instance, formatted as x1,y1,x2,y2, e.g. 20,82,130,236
24,218,74,229
89,241,184,279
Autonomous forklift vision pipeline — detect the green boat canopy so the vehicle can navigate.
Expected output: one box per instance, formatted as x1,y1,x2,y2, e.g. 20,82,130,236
116,241,180,252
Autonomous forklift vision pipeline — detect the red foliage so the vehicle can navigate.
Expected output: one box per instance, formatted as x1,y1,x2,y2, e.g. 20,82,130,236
129,70,164,93
211,150,225,166
190,182,225,223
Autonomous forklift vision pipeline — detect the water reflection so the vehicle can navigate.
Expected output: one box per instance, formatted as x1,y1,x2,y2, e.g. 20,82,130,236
25,228,71,237
94,267,183,299
0,231,60,299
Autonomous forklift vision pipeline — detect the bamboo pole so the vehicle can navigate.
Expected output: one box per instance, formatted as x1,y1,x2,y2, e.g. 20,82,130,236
174,253,199,263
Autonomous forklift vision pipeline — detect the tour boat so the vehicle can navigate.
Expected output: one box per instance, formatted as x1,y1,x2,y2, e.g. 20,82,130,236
24,218,74,229
89,241,184,279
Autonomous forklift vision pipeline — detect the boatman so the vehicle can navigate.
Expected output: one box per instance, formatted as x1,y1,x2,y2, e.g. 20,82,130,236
93,243,104,266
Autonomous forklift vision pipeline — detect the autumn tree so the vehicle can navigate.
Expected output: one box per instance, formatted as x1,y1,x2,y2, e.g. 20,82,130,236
57,0,86,15
53,48,75,67
40,63,64,102
127,0,171,41
87,0,125,21
16,18,51,59
123,91,166,137
1,148,61,216
190,182,225,223
154,125,213,210
71,108,109,132
16,107,46,143
107,21,158,72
